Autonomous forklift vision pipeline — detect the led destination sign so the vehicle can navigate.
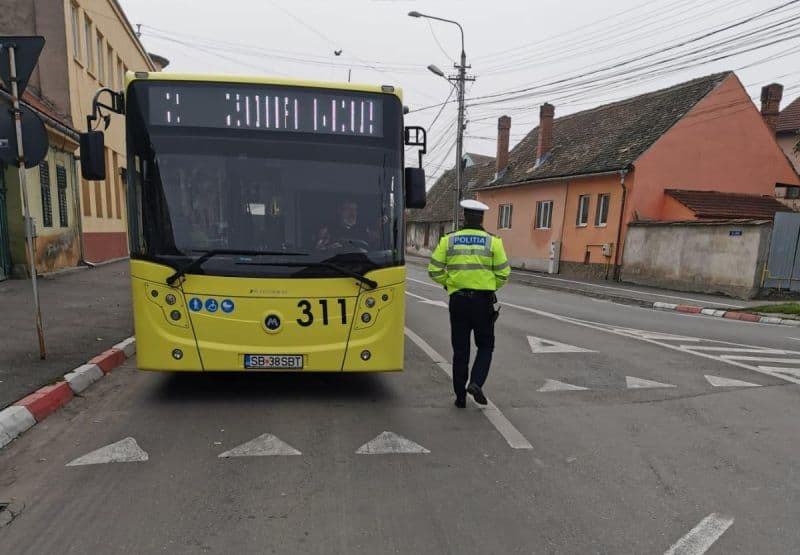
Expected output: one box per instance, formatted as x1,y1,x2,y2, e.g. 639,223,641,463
148,84,384,137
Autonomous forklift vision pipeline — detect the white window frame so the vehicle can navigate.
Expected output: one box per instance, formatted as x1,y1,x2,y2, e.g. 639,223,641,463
70,3,81,61
106,44,114,88
498,204,513,230
116,58,124,89
96,31,105,83
84,16,94,73
595,193,610,227
535,200,553,229
576,195,590,227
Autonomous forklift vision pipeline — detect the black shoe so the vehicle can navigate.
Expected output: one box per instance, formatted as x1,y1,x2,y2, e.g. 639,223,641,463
454,398,466,408
467,383,487,405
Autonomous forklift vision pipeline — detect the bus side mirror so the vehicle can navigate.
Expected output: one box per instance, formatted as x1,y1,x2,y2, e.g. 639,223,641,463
405,167,426,209
79,131,106,180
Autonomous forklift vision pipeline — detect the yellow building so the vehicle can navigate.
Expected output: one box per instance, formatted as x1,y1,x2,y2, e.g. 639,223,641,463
0,0,161,270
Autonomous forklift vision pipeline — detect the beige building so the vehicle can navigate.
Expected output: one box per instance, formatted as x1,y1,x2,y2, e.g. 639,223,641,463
0,0,160,266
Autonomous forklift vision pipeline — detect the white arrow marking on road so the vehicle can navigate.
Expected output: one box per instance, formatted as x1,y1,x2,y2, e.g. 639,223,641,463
66,437,149,466
686,347,792,354
664,513,734,555
704,375,761,388
626,376,676,389
538,379,589,392
528,336,595,354
218,433,302,458
706,375,761,387
356,431,430,455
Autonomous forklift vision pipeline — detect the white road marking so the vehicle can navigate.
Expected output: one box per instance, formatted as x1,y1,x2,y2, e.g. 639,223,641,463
356,431,429,454
407,277,441,289
720,355,800,364
66,437,148,466
538,379,589,392
497,300,800,386
705,375,761,388
406,290,448,308
528,335,595,354
664,513,734,555
218,433,302,458
684,347,791,354
626,376,676,389
404,327,533,450
757,366,800,379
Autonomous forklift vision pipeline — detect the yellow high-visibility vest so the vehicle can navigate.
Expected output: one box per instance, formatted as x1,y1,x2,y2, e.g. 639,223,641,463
427,227,510,294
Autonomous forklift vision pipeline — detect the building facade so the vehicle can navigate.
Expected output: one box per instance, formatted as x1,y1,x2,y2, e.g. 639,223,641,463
476,72,800,279
0,0,158,266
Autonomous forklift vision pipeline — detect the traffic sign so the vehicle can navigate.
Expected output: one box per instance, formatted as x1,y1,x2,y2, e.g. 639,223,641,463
0,98,48,168
0,36,45,97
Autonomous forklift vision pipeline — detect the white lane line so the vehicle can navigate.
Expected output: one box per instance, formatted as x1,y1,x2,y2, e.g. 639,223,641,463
407,276,440,289
720,355,800,364
528,336,595,353
404,327,533,450
664,513,734,555
683,347,793,354
405,291,448,308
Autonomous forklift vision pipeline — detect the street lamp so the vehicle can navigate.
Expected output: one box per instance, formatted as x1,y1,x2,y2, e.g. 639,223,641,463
409,11,472,231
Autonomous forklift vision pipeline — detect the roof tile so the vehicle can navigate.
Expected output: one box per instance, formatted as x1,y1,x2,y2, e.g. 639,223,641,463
666,189,792,220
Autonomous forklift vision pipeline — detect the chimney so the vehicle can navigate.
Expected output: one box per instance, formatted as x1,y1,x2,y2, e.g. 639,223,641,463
536,103,555,164
760,83,783,133
495,115,511,176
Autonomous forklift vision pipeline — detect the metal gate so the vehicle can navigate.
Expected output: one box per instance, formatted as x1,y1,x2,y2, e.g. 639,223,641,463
0,165,10,281
764,212,800,290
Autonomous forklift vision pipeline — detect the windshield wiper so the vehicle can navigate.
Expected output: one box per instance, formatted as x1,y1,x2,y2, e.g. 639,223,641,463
166,249,308,286
235,260,378,290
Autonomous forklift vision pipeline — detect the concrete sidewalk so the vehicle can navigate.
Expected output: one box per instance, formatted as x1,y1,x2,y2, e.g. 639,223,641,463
405,254,768,310
0,261,132,409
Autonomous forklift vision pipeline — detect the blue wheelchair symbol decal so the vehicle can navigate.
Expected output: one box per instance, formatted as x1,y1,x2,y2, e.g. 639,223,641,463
221,299,235,313
189,298,203,312
205,298,219,313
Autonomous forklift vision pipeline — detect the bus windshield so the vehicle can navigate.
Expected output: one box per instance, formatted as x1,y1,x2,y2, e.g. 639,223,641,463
125,80,404,279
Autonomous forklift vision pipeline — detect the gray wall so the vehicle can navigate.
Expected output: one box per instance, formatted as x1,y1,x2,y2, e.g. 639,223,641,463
0,0,72,123
621,222,772,299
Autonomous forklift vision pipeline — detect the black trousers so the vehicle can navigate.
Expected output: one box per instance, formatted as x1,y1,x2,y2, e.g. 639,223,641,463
448,291,496,399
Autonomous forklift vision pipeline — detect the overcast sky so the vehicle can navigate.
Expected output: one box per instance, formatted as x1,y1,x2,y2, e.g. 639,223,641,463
119,0,800,180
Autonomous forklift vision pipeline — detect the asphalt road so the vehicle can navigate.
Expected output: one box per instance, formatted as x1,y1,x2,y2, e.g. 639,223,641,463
1,266,799,554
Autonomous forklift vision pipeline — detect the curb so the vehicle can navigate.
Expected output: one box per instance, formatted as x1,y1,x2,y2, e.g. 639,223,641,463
653,302,800,326
0,336,136,449
406,255,799,327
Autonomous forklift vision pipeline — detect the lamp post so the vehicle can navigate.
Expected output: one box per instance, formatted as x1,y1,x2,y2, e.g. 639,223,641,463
409,11,472,231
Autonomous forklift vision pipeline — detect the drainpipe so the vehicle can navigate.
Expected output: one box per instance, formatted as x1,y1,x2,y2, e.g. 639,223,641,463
70,154,87,264
613,168,629,280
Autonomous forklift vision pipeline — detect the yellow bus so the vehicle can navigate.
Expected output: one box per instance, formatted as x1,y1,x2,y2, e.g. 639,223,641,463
79,72,427,372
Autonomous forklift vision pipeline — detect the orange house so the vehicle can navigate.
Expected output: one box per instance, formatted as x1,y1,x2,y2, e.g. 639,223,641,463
477,72,800,279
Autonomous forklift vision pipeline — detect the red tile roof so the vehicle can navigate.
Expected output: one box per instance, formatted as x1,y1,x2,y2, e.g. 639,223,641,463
777,95,800,134
665,189,793,220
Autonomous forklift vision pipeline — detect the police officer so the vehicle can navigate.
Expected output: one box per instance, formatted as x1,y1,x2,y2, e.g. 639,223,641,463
428,199,511,408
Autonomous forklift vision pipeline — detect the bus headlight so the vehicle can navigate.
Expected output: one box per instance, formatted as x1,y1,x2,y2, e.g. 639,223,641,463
365,297,376,308
165,294,177,305
170,310,182,321
172,349,183,360
360,350,371,361
361,312,372,323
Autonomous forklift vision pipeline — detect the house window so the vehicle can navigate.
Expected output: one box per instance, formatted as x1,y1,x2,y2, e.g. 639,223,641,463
498,204,513,229
595,193,610,226
96,32,105,83
56,165,69,227
70,3,80,60
576,195,590,226
39,161,53,228
84,16,94,73
116,58,124,89
107,45,114,88
535,200,553,229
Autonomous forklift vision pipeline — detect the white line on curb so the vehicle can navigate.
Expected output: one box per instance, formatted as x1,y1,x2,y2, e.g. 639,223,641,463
113,336,137,358
404,327,533,450
0,406,36,448
64,364,104,394
664,513,733,555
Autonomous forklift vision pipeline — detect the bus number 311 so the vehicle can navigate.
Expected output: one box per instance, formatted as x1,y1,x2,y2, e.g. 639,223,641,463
297,299,347,327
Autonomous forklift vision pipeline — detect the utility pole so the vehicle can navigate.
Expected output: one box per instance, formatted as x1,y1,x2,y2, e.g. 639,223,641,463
408,11,474,232
451,49,474,231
